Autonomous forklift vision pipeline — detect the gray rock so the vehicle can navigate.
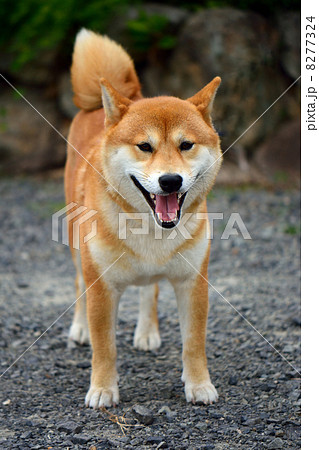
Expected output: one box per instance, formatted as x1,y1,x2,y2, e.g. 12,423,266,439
140,3,189,26
156,442,168,449
0,88,67,174
276,12,301,79
20,431,32,439
132,404,154,425
76,361,91,369
282,345,294,353
228,375,238,385
158,405,176,421
253,119,300,184
57,421,83,434
71,434,91,445
98,438,119,447
242,418,260,426
142,8,299,155
268,437,284,449
195,421,208,431
16,279,29,288
145,435,166,445
209,411,223,419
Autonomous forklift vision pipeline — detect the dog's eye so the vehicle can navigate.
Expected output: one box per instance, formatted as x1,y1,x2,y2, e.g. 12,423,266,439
180,141,194,151
137,142,153,152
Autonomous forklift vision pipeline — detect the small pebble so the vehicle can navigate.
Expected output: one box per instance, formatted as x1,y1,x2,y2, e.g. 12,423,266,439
132,404,154,425
145,436,165,445
21,431,32,439
71,434,91,445
76,361,91,369
229,375,238,385
57,421,83,434
268,437,284,449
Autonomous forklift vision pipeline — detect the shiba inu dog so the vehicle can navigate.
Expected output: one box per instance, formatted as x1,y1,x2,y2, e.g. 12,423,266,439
65,29,222,408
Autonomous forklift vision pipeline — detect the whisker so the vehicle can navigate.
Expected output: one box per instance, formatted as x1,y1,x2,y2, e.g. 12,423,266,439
117,174,127,193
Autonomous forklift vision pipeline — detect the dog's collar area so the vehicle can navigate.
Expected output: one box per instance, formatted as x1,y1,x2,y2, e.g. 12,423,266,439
130,175,187,229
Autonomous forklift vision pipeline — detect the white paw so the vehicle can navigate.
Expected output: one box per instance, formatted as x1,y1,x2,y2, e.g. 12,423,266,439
133,327,161,351
185,380,218,404
85,384,119,409
68,321,90,345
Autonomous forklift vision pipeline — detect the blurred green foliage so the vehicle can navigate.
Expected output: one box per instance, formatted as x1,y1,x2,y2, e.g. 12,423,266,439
127,11,177,52
0,106,7,132
284,224,300,235
0,0,299,71
274,170,289,184
0,0,132,70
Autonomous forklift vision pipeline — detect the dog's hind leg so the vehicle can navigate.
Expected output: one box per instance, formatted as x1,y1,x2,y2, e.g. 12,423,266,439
68,251,90,345
134,283,161,351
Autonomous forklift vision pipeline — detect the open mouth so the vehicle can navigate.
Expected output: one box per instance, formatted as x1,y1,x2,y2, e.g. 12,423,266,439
130,175,187,229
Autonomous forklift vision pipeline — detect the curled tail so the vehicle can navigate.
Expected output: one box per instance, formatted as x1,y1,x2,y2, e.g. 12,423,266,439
71,29,142,111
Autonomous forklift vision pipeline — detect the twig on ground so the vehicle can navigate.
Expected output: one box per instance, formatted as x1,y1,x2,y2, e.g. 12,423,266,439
100,408,145,435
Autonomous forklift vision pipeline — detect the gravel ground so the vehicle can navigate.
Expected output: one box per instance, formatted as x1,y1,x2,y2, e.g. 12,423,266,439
0,176,300,449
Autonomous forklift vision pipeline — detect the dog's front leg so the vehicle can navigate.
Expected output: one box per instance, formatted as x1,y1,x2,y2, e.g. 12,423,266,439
84,274,121,409
172,269,218,405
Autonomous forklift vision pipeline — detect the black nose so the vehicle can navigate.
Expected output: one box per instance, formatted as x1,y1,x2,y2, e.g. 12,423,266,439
158,174,183,193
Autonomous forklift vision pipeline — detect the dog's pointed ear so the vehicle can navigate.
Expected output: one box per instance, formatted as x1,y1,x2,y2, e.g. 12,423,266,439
100,78,132,124
187,77,221,125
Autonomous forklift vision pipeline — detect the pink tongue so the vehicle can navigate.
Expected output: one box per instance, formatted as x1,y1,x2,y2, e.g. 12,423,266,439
155,193,179,221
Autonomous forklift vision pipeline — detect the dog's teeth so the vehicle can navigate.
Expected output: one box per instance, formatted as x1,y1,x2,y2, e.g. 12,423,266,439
150,193,155,200
178,193,182,199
